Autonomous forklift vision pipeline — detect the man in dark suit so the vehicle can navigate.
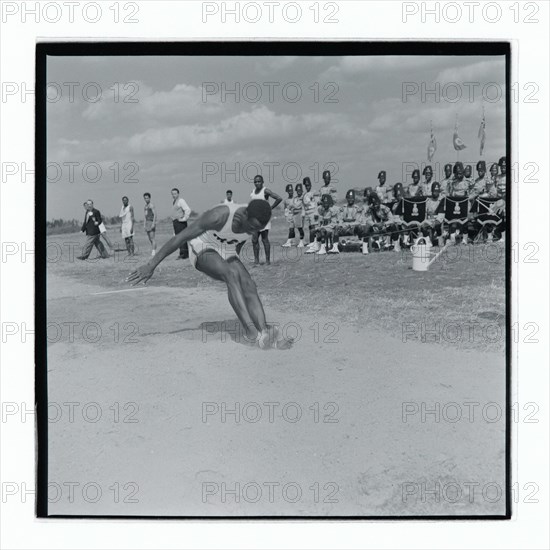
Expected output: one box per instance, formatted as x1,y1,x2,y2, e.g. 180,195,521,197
78,200,109,260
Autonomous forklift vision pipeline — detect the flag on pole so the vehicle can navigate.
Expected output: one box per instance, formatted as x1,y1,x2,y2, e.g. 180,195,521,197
478,108,486,156
453,116,467,151
427,121,437,162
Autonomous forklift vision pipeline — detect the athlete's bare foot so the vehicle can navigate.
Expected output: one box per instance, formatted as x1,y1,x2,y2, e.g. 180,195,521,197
257,325,294,350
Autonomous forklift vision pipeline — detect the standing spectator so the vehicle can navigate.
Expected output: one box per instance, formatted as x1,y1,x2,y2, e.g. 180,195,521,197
83,201,113,250
463,164,474,195
171,188,192,260
143,192,157,257
497,156,507,198
292,182,306,247
471,160,490,198
440,163,453,196
223,190,234,204
302,177,320,244
282,184,296,248
375,170,391,203
78,200,109,260
249,174,282,266
120,196,135,256
421,165,434,196
319,170,338,203
406,169,424,198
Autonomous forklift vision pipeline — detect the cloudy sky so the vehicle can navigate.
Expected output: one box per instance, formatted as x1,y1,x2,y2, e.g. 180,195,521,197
46,54,506,220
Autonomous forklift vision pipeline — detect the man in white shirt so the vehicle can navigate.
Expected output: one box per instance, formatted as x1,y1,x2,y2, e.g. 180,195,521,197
223,190,234,204
171,188,192,260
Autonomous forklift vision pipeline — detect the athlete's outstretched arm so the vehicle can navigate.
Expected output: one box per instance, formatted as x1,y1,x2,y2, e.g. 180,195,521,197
127,206,227,285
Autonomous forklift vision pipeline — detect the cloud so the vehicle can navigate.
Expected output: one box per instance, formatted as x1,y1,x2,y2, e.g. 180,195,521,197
320,55,449,81
80,81,223,125
114,105,367,155
434,59,505,87
254,56,299,74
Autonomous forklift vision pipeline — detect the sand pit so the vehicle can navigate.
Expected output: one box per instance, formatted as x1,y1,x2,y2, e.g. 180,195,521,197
46,273,505,517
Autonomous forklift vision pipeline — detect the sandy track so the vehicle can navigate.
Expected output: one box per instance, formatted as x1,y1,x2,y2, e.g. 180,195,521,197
46,274,505,516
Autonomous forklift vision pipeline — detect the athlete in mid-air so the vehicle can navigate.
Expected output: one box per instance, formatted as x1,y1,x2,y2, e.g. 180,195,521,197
127,195,293,350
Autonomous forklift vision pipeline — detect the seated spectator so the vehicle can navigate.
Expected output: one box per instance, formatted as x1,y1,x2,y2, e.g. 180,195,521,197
440,163,453,196
306,194,340,255
333,189,362,246
406,169,424,198
421,165,434,196
389,182,409,249
302,177,320,244
420,182,444,246
446,162,469,244
470,160,489,199
360,193,398,252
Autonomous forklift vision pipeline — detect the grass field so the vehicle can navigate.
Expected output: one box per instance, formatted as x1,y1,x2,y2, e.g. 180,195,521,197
47,214,506,353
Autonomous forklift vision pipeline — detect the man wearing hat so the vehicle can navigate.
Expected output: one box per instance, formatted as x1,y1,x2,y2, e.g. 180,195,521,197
375,170,391,203
406,169,424,198
333,189,362,250
361,193,396,252
420,182,444,246
421,165,434,196
497,156,507,198
319,170,338,203
302,177,321,245
389,182,409,249
470,160,490,198
306,194,340,255
282,183,306,248
441,163,453,196
463,164,474,195
291,182,306,247
282,183,296,248
449,162,469,198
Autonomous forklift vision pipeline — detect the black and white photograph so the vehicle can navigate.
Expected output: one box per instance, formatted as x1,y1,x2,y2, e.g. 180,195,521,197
1,0,549,547
37,41,511,519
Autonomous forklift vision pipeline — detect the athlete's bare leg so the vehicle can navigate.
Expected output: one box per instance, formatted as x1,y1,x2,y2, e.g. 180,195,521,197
226,258,293,349
226,257,268,332
195,250,293,349
195,249,262,343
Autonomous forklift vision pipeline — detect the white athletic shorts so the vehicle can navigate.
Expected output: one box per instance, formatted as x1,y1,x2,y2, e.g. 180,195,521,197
188,238,239,268
121,223,134,239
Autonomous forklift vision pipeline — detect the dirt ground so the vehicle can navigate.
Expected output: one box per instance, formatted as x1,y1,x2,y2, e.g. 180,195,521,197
45,219,506,516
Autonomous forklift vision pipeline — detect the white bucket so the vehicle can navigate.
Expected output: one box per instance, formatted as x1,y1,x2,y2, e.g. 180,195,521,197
411,237,432,271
